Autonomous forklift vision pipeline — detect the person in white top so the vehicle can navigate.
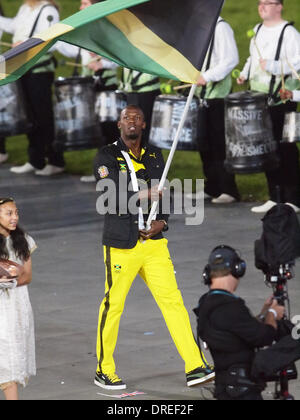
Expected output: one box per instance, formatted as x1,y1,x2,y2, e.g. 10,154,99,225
56,0,118,81
238,0,300,214
0,197,37,400
56,0,120,183
190,17,240,205
0,0,65,176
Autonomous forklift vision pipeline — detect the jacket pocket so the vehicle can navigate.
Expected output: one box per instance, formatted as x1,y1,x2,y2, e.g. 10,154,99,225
104,214,131,241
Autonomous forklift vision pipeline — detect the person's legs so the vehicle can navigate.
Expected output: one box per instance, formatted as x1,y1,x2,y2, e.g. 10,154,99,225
207,100,240,200
96,245,141,375
267,102,299,205
1,382,18,400
21,73,64,169
0,137,8,163
0,138,6,154
197,101,239,200
139,239,208,373
101,121,120,145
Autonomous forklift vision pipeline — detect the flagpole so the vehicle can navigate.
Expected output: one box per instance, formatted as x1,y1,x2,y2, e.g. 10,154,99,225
146,83,197,230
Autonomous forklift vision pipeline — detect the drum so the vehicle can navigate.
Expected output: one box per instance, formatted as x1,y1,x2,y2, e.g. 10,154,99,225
149,94,198,151
95,90,127,122
0,82,30,136
282,112,300,143
224,91,280,174
54,77,103,151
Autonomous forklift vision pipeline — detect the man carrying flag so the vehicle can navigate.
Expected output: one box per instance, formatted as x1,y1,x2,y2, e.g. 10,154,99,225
93,104,214,390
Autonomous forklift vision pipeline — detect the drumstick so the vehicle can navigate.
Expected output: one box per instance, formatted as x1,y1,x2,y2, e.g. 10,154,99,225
174,72,204,91
0,40,12,48
285,56,300,82
174,83,193,91
281,59,287,104
61,55,102,68
65,61,83,68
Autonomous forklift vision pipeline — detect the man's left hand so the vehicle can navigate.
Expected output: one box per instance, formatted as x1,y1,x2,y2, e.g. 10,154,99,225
139,220,165,240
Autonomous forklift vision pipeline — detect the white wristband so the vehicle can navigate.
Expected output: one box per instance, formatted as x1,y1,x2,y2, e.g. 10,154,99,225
268,308,278,319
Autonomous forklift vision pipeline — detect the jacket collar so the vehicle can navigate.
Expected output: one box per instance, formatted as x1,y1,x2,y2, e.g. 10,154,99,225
117,137,147,153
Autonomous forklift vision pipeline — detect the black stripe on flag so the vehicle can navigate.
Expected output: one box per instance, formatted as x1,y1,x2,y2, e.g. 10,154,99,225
2,38,44,61
130,0,224,70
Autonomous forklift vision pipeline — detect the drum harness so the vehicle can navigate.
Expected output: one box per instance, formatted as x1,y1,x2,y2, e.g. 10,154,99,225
28,4,58,73
249,22,295,106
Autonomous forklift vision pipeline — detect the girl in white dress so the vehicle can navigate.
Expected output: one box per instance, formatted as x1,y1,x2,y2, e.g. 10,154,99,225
0,198,37,400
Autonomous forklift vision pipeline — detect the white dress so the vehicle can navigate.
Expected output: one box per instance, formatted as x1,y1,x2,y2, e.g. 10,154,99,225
0,235,37,388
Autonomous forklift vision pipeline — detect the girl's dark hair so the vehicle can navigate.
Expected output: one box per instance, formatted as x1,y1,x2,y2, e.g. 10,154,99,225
0,198,30,262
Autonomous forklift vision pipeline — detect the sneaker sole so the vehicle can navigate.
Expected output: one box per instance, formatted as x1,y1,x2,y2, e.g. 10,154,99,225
187,372,215,387
94,379,127,390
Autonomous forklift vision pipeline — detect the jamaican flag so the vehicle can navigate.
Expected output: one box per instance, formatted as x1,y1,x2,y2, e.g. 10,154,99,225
0,0,224,85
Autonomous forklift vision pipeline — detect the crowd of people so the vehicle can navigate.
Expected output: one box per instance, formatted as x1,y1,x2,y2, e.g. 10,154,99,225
0,0,300,401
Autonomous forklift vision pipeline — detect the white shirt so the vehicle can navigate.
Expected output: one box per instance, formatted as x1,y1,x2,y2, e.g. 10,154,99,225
202,17,239,83
0,1,59,43
241,21,300,82
293,90,300,102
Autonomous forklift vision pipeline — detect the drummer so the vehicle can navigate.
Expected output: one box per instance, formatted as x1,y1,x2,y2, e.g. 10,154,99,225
237,0,300,214
187,16,240,204
0,0,65,176
55,0,120,183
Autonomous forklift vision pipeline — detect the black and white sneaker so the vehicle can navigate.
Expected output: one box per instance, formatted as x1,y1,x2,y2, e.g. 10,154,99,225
94,372,127,390
186,366,215,387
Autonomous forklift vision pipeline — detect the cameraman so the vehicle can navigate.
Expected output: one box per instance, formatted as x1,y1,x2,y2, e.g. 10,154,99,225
194,245,285,400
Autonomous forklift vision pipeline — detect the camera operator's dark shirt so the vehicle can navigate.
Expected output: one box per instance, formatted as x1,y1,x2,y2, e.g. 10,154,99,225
194,290,277,375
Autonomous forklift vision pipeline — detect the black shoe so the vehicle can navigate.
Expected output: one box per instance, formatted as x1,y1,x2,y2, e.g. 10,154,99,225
186,366,215,387
94,371,127,390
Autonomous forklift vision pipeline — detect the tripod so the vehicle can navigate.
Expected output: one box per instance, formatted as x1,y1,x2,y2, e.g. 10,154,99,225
265,264,297,400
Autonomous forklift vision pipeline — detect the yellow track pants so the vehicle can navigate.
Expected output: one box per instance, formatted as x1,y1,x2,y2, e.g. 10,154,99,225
96,238,207,374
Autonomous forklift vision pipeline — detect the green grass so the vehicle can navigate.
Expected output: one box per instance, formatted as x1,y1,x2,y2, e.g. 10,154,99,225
2,0,300,201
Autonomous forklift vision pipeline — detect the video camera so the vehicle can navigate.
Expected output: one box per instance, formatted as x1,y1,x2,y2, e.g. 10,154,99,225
254,203,300,400
255,203,300,310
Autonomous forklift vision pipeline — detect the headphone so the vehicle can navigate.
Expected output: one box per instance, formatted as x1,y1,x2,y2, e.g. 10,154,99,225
203,245,246,285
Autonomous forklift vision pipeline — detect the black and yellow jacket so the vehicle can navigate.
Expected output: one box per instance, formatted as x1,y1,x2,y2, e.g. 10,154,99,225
94,139,169,249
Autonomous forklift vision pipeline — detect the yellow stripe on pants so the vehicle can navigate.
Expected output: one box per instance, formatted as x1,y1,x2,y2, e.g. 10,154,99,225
96,238,207,375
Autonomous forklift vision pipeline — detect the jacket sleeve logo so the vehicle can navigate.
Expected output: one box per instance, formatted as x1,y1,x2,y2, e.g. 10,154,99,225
98,166,109,179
